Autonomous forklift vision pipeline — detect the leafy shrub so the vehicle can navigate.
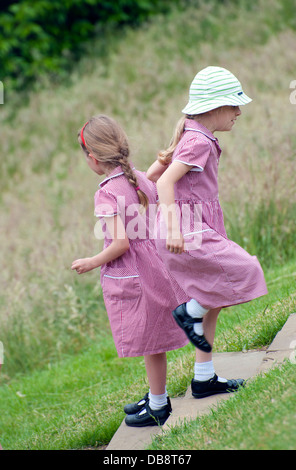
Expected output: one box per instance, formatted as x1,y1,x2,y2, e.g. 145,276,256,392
0,0,181,90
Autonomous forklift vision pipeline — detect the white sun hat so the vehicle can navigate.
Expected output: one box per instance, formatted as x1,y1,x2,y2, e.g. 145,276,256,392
182,66,252,115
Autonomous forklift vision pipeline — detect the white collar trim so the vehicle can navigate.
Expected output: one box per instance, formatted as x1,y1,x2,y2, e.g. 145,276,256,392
99,171,124,187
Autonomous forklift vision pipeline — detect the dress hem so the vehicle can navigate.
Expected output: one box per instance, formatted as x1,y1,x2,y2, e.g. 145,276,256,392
115,339,189,358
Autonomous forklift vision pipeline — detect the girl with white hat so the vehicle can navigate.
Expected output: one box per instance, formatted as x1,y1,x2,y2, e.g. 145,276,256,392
147,66,268,398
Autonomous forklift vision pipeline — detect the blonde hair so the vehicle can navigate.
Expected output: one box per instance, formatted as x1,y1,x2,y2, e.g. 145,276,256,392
78,114,149,211
158,112,216,165
158,115,187,165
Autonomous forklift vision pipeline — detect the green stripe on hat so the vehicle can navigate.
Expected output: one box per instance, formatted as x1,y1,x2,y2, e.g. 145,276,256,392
182,66,252,115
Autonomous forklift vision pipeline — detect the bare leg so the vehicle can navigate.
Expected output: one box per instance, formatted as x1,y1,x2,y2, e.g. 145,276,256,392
192,307,245,397
144,352,167,395
195,307,221,363
125,352,171,426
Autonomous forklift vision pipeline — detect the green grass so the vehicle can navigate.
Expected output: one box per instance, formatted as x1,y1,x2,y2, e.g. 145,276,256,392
148,361,296,451
1,0,296,382
0,260,295,450
0,337,144,449
0,0,296,451
146,261,296,451
214,259,296,352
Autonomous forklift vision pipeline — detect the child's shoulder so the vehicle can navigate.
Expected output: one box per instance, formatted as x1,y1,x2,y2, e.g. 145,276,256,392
94,168,157,203
181,129,212,147
135,169,158,201
135,169,155,184
174,131,212,159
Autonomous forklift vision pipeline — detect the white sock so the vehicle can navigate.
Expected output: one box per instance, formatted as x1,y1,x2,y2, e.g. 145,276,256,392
194,360,215,381
148,389,168,411
194,361,227,383
186,299,209,336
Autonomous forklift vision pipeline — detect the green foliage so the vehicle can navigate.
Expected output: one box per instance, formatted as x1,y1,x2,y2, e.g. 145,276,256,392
0,0,180,90
1,0,296,93
224,198,296,269
0,0,296,450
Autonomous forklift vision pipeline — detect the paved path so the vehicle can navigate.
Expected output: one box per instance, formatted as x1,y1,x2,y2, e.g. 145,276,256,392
107,313,296,450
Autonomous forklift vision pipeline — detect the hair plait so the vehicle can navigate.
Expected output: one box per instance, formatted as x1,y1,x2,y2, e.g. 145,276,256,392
78,114,149,211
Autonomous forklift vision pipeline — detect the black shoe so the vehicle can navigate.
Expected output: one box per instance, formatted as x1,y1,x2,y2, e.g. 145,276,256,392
191,374,245,399
172,303,212,353
123,393,149,415
125,398,172,427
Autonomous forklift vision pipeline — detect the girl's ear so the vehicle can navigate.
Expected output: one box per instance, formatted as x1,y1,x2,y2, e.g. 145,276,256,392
89,153,98,164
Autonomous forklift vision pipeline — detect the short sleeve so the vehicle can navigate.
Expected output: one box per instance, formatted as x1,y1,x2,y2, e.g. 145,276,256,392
174,137,211,172
150,180,158,203
94,189,119,218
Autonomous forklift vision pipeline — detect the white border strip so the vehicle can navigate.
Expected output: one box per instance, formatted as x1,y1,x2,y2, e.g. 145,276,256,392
104,274,139,279
174,159,204,172
183,229,214,237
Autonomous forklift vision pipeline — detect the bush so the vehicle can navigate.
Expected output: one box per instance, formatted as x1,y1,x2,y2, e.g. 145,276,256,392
0,0,181,90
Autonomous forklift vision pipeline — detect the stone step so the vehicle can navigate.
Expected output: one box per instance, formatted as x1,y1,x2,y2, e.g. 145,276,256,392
106,313,296,450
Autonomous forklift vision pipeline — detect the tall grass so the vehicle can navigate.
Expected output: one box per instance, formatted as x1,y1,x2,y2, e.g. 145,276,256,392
0,0,295,380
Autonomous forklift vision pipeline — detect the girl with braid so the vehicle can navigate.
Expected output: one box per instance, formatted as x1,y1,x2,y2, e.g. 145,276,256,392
72,114,189,427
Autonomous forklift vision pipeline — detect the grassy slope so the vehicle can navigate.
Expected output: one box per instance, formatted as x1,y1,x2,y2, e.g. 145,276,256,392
0,0,296,450
148,361,296,451
1,0,296,378
0,260,295,450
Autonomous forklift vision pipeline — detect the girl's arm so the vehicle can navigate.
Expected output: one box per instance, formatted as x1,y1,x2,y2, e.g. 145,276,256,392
72,215,129,274
156,161,192,254
146,159,169,182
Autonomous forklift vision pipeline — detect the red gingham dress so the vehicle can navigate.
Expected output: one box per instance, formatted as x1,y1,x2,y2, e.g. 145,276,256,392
94,166,189,357
155,119,268,310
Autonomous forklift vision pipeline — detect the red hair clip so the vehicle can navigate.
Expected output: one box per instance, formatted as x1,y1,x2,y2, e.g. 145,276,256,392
80,121,89,147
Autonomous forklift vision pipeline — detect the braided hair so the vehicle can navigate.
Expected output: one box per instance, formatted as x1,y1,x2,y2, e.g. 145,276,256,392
78,114,149,211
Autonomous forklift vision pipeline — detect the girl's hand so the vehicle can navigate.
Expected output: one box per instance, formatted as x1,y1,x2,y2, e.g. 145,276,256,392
71,216,129,276
71,257,96,274
166,232,184,254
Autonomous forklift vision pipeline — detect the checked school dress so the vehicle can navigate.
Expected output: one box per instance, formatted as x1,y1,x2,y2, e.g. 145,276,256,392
155,119,268,310
94,166,189,357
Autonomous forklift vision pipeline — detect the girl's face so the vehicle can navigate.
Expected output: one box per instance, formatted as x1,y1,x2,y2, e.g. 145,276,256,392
214,105,242,132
